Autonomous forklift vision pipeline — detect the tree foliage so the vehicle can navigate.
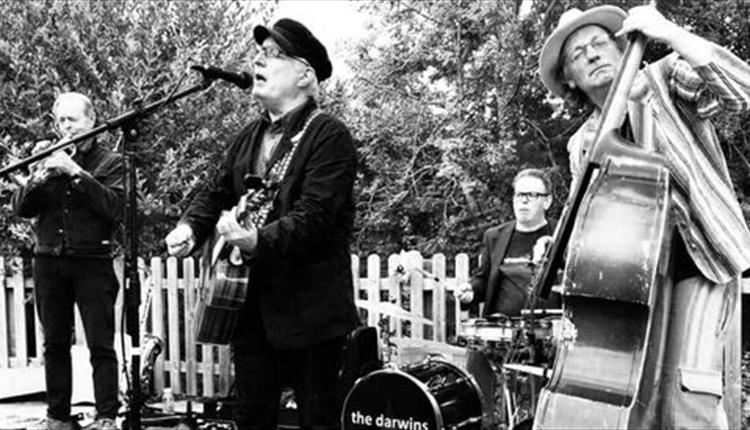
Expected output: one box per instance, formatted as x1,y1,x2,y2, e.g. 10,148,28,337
1,0,749,262
344,0,750,258
0,0,274,256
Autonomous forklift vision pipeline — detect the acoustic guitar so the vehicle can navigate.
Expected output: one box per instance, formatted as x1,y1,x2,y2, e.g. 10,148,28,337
193,109,321,345
194,177,274,344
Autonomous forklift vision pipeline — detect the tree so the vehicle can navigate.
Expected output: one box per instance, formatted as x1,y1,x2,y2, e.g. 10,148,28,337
343,0,750,259
0,0,275,257
344,1,530,257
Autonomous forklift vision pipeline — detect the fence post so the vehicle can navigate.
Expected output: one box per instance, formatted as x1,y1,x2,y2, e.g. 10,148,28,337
11,257,27,367
386,254,402,338
150,257,165,393
350,254,360,302
165,257,181,393
0,257,8,368
455,253,470,336
409,253,424,340
193,257,215,397
724,280,742,429
218,346,231,396
183,257,197,396
432,254,447,343
365,254,382,328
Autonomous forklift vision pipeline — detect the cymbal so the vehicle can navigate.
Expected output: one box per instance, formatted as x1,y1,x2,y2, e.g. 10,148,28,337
356,300,434,326
485,312,510,322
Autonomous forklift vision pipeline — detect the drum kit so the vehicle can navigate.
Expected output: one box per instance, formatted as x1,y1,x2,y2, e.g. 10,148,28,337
342,302,564,430
460,310,563,428
99,277,563,430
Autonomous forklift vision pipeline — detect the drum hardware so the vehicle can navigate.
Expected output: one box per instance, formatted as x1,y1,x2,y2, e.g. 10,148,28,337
455,307,564,429
109,266,238,429
502,363,549,378
122,396,238,429
356,299,435,365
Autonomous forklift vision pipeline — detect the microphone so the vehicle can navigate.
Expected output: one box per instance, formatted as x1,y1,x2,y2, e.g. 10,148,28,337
191,65,253,89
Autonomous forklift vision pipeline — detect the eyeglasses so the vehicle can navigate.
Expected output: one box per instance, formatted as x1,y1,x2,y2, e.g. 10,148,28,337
256,44,312,68
564,35,613,64
257,44,286,60
514,192,549,200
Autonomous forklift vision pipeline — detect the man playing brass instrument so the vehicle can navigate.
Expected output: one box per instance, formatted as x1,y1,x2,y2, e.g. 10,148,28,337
12,92,124,430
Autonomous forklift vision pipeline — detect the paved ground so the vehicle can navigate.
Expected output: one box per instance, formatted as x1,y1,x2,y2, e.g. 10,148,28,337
0,397,223,430
0,399,46,430
0,395,98,430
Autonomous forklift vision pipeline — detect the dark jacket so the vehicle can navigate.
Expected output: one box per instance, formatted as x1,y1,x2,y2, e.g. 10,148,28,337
466,219,559,317
181,99,359,348
12,141,125,257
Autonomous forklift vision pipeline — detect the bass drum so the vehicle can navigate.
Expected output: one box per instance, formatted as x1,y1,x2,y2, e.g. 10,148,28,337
342,357,483,429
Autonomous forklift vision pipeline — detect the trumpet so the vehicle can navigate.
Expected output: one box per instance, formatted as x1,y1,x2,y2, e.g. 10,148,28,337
28,138,78,182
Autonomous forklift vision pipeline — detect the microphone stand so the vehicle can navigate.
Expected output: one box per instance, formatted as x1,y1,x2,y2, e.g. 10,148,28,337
0,76,215,430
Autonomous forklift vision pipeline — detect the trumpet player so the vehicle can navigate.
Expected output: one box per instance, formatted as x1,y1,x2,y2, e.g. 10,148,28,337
12,92,124,430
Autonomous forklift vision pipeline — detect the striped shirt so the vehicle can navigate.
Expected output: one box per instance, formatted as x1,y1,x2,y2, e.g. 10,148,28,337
567,44,750,284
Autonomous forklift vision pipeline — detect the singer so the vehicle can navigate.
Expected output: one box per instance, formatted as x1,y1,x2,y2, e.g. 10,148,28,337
12,92,124,430
165,18,359,429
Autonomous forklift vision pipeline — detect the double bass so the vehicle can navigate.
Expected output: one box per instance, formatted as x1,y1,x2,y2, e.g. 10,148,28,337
533,27,675,429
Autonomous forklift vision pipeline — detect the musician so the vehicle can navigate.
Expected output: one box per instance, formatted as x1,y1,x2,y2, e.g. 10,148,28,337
164,18,359,429
12,92,124,430
538,4,750,428
456,168,561,317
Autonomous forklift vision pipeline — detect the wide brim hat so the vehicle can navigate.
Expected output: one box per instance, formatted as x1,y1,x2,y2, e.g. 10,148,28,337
253,18,333,82
538,5,626,97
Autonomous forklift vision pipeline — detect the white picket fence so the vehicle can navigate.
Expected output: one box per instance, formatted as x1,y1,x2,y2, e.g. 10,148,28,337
0,252,472,397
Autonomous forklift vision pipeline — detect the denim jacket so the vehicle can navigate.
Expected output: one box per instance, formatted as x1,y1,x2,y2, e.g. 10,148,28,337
12,141,125,257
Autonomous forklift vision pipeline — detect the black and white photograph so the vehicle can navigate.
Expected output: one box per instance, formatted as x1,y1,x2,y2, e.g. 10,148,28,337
0,0,749,429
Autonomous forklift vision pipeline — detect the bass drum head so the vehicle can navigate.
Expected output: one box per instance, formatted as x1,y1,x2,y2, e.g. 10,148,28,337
342,369,441,430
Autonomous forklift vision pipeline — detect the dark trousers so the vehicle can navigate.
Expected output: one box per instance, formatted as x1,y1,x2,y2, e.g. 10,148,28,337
33,256,120,420
231,309,345,430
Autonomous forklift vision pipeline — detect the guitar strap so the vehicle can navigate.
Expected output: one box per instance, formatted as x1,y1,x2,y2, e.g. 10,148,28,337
242,108,322,229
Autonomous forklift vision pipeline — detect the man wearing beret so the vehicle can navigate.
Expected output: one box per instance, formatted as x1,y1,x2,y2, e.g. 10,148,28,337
165,18,359,429
538,4,750,429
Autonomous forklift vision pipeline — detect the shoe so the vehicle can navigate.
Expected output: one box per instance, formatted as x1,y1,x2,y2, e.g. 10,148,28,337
28,416,74,430
82,418,117,430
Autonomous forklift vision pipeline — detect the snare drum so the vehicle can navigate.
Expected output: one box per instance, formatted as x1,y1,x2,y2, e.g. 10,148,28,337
342,357,483,429
459,318,518,346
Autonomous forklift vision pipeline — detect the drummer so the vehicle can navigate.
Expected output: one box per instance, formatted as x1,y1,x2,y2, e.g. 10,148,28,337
456,168,561,317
